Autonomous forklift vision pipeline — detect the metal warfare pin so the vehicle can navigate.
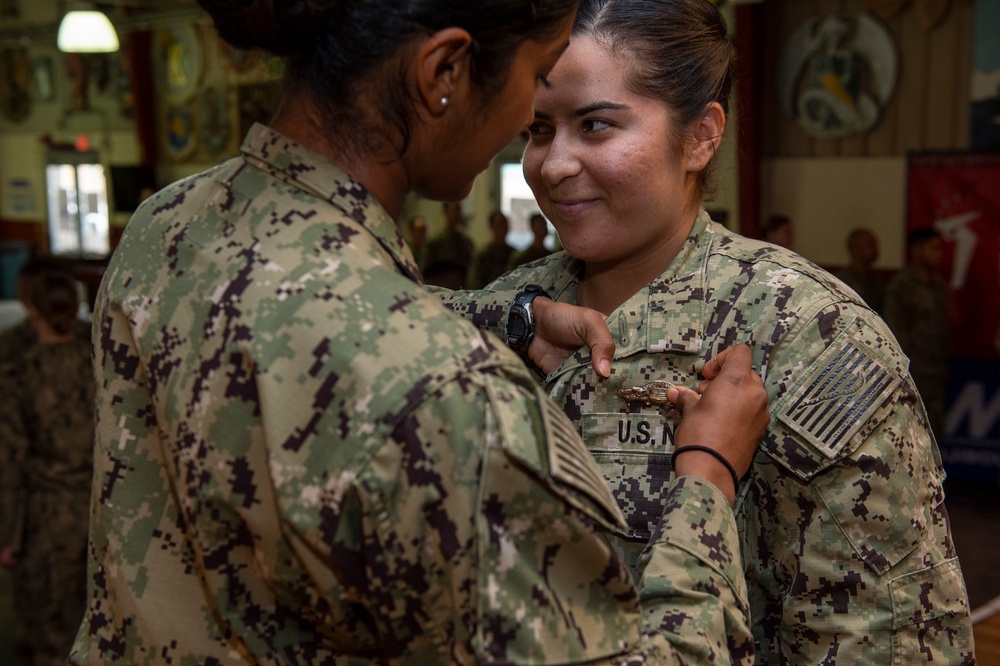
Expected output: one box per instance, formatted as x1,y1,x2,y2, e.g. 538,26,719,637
617,380,677,406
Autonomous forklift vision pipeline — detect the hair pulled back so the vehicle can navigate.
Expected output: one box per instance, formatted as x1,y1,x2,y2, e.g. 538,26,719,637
574,0,733,196
198,0,577,155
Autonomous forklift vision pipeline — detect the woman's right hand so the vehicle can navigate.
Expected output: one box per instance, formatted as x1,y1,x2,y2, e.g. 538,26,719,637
666,344,769,505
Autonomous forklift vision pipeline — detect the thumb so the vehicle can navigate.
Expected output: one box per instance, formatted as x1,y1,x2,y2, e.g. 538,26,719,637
590,342,615,378
577,310,615,378
667,385,701,412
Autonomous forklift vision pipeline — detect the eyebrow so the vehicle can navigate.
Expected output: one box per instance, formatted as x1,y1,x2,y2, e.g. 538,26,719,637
534,101,631,121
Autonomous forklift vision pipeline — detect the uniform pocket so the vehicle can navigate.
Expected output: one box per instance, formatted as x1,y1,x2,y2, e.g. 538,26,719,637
889,557,974,665
582,412,677,542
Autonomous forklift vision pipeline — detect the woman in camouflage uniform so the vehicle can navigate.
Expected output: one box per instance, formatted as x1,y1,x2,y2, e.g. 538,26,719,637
71,0,771,664
0,264,93,666
444,0,976,663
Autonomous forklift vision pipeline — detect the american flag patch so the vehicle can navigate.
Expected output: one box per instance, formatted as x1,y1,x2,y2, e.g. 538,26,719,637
778,341,900,459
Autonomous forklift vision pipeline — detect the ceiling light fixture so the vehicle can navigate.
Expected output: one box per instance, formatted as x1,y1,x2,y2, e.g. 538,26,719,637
57,9,120,53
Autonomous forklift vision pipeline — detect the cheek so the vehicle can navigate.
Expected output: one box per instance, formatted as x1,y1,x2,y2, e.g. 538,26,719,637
522,147,543,189
599,147,652,201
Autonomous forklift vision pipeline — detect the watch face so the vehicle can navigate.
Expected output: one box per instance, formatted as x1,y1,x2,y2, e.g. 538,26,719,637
509,312,528,339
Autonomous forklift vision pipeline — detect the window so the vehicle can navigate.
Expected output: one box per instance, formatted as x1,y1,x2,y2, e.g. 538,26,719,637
45,150,110,257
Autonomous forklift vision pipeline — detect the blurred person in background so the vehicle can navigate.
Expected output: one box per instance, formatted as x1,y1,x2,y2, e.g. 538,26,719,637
508,212,552,269
835,227,885,313
760,213,794,250
884,227,950,439
0,263,94,666
471,210,515,288
424,200,475,288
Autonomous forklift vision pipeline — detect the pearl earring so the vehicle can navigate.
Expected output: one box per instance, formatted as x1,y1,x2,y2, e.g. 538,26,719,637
440,96,449,107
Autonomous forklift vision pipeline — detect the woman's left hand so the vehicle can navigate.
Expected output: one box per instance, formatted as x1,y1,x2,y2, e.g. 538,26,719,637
529,298,615,377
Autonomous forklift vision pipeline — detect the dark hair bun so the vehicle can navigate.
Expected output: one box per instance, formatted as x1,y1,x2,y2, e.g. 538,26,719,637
197,0,333,56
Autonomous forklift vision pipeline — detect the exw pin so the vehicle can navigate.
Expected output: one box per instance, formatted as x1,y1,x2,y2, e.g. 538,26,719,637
617,380,677,406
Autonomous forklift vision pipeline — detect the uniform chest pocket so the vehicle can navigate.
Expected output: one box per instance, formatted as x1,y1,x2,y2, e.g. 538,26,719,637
581,412,677,540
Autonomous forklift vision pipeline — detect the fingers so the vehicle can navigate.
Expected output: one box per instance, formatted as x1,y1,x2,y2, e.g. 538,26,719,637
700,343,753,380
668,343,770,506
568,306,615,377
666,385,701,411
530,299,615,377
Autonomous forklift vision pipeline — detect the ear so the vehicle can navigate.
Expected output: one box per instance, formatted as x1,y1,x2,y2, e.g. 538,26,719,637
686,102,726,172
414,27,474,117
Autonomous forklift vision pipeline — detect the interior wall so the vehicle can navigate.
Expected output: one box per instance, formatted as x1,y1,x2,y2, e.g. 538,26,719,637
761,156,906,267
758,0,976,269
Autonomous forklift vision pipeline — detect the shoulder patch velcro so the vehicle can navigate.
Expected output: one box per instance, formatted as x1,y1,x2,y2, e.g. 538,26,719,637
539,388,628,531
778,337,900,460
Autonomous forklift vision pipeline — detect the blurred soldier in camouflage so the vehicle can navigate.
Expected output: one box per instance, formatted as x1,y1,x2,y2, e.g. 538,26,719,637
884,227,950,439
0,264,93,666
0,257,90,367
444,0,975,663
70,0,772,664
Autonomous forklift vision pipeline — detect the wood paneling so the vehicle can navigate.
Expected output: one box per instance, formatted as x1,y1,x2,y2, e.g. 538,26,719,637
975,611,1000,664
763,0,974,158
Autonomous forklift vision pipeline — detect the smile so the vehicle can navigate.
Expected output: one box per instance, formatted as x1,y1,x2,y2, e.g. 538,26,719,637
550,198,595,216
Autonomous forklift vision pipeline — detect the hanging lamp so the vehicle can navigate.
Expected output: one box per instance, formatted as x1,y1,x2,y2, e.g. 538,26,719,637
57,8,120,53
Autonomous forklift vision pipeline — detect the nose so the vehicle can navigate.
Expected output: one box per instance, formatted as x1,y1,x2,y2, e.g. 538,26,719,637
537,132,580,186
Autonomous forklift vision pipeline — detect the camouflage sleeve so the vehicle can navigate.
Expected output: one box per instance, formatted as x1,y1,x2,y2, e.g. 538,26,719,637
630,475,755,665
431,287,516,343
395,369,753,664
758,302,974,664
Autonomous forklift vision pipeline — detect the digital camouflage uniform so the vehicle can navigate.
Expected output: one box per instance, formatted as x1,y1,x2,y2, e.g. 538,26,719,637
0,336,94,665
443,209,975,665
883,265,950,439
0,317,92,366
71,124,755,665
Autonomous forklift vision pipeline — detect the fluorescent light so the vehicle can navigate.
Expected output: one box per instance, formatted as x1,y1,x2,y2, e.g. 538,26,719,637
57,10,120,53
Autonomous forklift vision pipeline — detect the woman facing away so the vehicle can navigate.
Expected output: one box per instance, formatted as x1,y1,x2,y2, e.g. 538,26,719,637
443,0,976,663
0,263,94,666
71,0,771,664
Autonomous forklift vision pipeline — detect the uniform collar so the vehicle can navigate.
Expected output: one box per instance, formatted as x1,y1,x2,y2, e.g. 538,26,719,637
239,123,422,283
546,210,714,378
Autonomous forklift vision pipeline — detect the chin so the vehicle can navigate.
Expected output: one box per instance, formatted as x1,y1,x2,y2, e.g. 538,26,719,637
419,176,476,203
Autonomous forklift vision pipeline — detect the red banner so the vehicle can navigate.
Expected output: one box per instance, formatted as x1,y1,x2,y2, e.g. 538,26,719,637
906,152,1000,358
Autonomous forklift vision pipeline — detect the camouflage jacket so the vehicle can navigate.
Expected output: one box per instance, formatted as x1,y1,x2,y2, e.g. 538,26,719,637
0,337,95,546
883,264,950,380
71,125,753,665
442,209,976,665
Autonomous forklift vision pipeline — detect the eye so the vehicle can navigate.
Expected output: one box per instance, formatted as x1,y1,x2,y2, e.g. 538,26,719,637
582,118,612,133
526,121,552,139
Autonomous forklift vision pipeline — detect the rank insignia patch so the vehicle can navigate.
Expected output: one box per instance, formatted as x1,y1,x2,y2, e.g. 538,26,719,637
778,340,900,459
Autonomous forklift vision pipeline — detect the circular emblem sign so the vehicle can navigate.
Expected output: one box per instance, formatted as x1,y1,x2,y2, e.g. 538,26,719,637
777,11,897,140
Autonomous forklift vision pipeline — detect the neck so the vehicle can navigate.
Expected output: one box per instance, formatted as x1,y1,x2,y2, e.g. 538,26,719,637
270,95,409,219
32,316,73,344
850,259,871,274
578,215,695,315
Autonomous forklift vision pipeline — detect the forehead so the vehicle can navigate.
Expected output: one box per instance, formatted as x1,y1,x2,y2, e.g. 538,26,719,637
540,36,625,98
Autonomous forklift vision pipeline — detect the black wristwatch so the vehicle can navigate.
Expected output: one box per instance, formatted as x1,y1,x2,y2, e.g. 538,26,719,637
507,284,550,357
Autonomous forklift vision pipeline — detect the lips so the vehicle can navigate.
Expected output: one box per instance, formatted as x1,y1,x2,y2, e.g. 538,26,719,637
549,197,595,217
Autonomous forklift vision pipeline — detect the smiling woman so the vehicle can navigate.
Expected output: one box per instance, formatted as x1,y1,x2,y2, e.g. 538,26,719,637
441,1,976,663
